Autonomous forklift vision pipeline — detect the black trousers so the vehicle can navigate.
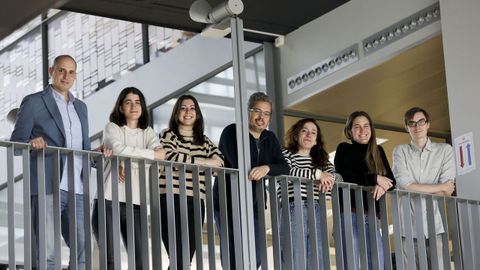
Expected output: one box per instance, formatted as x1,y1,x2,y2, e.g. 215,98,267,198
160,194,205,269
92,199,143,270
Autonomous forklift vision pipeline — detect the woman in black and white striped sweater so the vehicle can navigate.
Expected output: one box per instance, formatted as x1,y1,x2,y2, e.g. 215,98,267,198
280,118,342,270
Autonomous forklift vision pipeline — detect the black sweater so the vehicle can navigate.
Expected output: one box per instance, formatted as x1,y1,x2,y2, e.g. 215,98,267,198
213,123,289,211
334,141,395,215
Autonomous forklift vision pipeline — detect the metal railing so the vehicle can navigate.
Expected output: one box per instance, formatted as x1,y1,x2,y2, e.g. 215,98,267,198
1,140,478,269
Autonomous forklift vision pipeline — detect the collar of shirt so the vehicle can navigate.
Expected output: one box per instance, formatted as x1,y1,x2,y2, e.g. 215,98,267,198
50,85,75,104
409,137,432,153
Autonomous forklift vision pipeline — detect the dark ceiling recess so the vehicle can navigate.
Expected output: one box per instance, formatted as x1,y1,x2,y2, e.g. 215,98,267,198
59,0,349,42
2,0,349,45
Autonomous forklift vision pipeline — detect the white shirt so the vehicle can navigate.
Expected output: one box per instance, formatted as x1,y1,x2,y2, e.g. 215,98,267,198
52,89,85,194
393,138,456,238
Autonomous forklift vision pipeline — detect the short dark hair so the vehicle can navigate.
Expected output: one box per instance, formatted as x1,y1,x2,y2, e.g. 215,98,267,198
404,107,430,126
285,118,329,168
168,94,205,145
52,55,77,69
109,87,150,129
248,92,272,110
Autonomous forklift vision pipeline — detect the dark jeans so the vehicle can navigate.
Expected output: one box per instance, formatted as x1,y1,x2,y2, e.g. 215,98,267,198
92,199,143,270
160,194,205,269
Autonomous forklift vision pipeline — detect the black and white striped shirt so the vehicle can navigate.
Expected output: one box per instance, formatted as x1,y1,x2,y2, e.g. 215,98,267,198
277,149,342,201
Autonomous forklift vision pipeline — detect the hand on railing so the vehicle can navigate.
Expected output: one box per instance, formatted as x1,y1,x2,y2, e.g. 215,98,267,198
154,147,166,160
94,144,113,157
118,165,126,182
29,137,48,150
248,165,270,181
376,175,394,191
318,171,334,193
442,179,455,196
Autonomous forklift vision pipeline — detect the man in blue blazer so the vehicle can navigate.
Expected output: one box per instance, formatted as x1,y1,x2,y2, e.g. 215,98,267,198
11,55,92,270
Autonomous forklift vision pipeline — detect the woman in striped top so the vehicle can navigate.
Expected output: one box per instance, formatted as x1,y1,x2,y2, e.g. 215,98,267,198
280,118,342,270
159,94,223,269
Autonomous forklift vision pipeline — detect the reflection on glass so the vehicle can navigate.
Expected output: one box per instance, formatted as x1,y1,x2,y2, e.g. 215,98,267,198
48,12,144,98
0,31,43,121
0,16,42,50
148,26,196,60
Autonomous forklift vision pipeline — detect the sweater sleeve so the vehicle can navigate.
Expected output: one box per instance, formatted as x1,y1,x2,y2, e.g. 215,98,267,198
145,127,161,150
379,146,396,190
103,122,155,160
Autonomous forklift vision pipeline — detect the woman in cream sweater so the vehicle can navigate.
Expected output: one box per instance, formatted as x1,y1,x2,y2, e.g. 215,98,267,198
93,87,165,269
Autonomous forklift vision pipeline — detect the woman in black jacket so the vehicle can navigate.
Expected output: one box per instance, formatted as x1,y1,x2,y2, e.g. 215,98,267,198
334,111,395,270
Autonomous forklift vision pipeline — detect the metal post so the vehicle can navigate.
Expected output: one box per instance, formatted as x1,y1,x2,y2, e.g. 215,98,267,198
230,16,255,269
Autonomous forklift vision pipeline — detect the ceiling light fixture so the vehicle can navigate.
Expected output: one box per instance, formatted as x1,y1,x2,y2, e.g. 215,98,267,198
362,2,440,55
287,44,359,94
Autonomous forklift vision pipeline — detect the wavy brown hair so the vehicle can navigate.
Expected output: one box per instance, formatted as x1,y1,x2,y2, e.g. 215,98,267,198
285,118,329,169
344,111,386,175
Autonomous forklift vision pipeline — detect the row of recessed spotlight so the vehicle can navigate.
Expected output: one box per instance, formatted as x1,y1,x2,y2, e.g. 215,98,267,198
288,49,357,91
364,4,440,54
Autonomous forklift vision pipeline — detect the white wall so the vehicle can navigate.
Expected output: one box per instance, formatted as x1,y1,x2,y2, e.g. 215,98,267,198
278,0,439,107
440,0,480,200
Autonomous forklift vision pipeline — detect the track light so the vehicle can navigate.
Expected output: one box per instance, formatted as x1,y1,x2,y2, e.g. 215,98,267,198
362,2,440,55
287,44,359,93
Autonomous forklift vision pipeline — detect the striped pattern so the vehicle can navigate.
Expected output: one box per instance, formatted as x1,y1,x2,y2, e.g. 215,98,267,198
159,129,223,200
278,149,342,201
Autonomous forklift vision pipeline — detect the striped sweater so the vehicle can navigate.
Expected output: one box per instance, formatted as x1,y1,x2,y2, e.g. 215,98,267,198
277,149,342,201
159,129,223,200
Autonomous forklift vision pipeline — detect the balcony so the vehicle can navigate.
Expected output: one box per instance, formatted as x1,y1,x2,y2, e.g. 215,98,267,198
0,140,475,269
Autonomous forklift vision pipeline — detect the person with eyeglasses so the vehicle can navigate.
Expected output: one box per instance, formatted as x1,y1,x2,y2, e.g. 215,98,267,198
213,92,289,269
393,107,455,270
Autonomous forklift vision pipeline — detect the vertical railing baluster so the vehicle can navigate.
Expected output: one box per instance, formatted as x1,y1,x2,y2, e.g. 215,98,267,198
192,165,204,270
354,187,368,270
82,152,92,270
204,167,216,270
256,176,268,269
125,158,136,269
390,191,404,270
22,147,32,270
149,162,163,270
139,160,150,270
7,145,16,269
269,177,282,269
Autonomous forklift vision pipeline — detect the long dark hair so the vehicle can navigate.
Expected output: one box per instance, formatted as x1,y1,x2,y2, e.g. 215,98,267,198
285,118,329,169
109,87,150,129
343,111,386,175
168,94,205,145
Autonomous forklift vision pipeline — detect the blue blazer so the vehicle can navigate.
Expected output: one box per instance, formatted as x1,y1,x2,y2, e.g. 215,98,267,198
10,85,91,195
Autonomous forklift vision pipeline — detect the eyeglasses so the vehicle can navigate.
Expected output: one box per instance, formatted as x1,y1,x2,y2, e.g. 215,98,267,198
249,108,272,117
407,118,428,127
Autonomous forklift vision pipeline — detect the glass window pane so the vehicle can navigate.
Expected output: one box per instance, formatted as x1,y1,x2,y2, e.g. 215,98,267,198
0,16,42,51
148,25,196,60
48,12,144,98
152,50,266,144
0,30,43,122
